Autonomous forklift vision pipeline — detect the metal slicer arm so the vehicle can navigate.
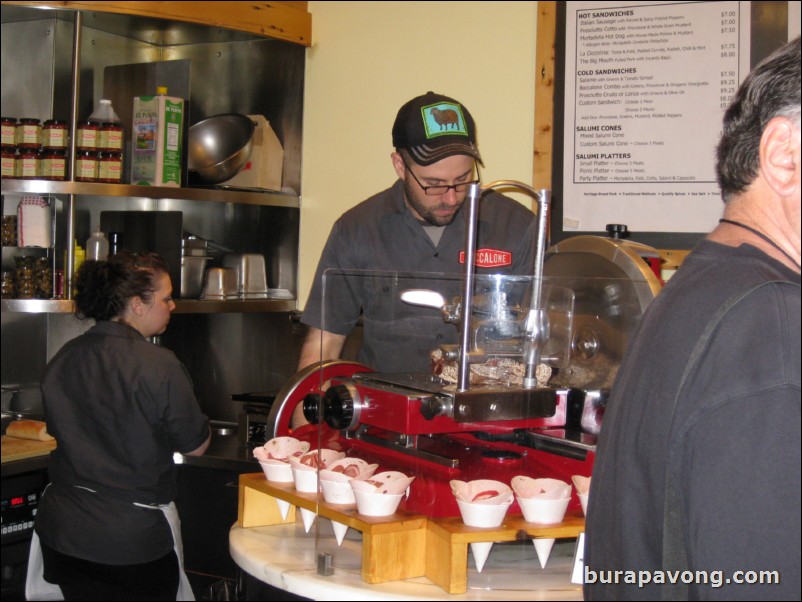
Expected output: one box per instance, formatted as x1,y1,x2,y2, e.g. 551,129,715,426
457,181,551,391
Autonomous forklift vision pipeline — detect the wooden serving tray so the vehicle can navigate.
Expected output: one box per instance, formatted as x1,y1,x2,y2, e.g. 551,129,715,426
238,473,428,583
238,472,585,594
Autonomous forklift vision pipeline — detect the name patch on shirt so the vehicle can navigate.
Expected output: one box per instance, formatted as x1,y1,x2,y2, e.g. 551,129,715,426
459,248,512,268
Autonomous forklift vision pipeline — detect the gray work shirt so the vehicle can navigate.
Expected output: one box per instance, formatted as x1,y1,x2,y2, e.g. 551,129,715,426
36,320,209,564
301,179,537,372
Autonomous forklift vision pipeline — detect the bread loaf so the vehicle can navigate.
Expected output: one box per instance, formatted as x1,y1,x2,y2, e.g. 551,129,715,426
5,419,55,441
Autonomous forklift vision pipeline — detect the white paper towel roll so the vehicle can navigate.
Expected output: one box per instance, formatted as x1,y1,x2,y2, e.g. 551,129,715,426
17,196,51,248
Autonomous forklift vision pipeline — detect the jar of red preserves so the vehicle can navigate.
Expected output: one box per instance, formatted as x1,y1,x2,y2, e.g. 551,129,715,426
16,147,41,179
1,117,17,147
1,146,16,179
97,151,122,183
16,118,41,149
99,122,123,152
43,119,69,149
76,121,99,151
42,148,67,181
75,149,98,182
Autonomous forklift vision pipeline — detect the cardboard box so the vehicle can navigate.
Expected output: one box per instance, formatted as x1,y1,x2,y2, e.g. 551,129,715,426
221,115,283,191
131,93,184,187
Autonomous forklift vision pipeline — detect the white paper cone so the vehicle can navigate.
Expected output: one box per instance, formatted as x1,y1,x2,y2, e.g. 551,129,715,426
276,499,291,521
470,541,494,573
352,490,403,517
516,496,570,525
578,493,589,516
320,479,356,505
260,461,293,483
332,521,348,546
293,468,319,493
456,499,511,528
533,538,555,568
300,508,316,533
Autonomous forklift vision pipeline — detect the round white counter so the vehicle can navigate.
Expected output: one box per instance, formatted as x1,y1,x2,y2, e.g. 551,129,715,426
229,517,584,601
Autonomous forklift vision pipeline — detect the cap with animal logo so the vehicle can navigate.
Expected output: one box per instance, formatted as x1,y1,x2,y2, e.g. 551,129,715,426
392,91,483,166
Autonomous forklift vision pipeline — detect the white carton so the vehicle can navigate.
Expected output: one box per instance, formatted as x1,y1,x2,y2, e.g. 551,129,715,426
221,115,283,191
131,92,185,187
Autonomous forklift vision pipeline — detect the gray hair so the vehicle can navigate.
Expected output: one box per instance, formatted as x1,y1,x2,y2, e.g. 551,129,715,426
716,37,800,201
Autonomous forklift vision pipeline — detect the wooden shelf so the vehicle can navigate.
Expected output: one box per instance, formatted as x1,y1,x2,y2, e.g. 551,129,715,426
0,1,312,46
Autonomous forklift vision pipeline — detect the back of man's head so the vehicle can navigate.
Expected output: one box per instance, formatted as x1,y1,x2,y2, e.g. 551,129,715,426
716,36,801,201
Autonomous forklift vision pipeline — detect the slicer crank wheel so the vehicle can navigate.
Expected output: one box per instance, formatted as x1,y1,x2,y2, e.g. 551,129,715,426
265,360,372,438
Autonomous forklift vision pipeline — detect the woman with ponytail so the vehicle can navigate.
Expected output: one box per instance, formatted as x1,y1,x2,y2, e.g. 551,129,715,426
29,252,210,601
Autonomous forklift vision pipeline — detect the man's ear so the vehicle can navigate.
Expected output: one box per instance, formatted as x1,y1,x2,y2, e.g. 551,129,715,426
390,152,406,180
760,116,800,198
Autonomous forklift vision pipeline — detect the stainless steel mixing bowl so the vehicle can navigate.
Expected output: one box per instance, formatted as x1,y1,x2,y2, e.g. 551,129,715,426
188,114,255,184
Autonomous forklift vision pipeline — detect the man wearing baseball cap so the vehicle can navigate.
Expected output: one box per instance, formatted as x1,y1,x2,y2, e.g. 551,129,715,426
295,92,537,421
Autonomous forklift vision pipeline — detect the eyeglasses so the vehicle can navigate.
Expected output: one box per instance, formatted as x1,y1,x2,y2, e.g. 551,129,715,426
402,159,480,196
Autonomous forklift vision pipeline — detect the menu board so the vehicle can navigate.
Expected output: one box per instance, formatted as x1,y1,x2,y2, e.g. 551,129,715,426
554,1,767,245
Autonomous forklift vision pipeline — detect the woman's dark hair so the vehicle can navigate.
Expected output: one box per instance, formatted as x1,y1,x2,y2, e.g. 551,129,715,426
74,252,169,321
716,37,801,201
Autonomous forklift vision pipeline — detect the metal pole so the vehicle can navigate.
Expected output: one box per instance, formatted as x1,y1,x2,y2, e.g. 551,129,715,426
522,188,550,387
64,12,82,300
457,182,482,391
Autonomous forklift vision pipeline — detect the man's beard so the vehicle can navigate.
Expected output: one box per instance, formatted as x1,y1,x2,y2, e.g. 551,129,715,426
403,180,463,227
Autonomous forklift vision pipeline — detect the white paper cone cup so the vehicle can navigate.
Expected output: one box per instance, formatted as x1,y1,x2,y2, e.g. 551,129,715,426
332,521,349,546
300,508,316,533
292,468,319,493
456,499,510,528
320,479,356,505
517,496,570,524
276,499,291,521
578,493,589,516
533,538,555,568
260,461,293,483
470,542,494,573
353,490,403,517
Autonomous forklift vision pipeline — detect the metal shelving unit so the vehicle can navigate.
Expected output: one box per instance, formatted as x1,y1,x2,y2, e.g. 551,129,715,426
1,298,296,314
1,179,299,209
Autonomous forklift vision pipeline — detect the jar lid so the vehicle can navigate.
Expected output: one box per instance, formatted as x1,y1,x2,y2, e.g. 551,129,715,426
2,117,17,122
19,118,41,123
44,119,67,125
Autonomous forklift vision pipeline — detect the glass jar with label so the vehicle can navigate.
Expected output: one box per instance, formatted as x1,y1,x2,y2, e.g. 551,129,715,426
42,148,67,181
16,147,40,179
16,118,41,149
97,151,122,183
43,119,69,149
99,122,124,152
1,146,16,179
75,149,98,182
76,121,99,151
0,271,15,299
1,117,17,147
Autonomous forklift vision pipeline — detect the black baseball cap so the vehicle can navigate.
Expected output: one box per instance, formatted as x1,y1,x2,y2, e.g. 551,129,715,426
392,91,483,166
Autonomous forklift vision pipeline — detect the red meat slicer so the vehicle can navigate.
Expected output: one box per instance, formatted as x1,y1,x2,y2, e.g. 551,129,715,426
266,183,662,518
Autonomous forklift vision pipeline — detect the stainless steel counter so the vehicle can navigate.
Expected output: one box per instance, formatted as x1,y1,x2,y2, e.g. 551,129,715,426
2,431,259,477
174,431,260,473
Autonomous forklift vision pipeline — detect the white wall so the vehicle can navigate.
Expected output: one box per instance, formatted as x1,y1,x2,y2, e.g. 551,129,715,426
299,1,538,306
